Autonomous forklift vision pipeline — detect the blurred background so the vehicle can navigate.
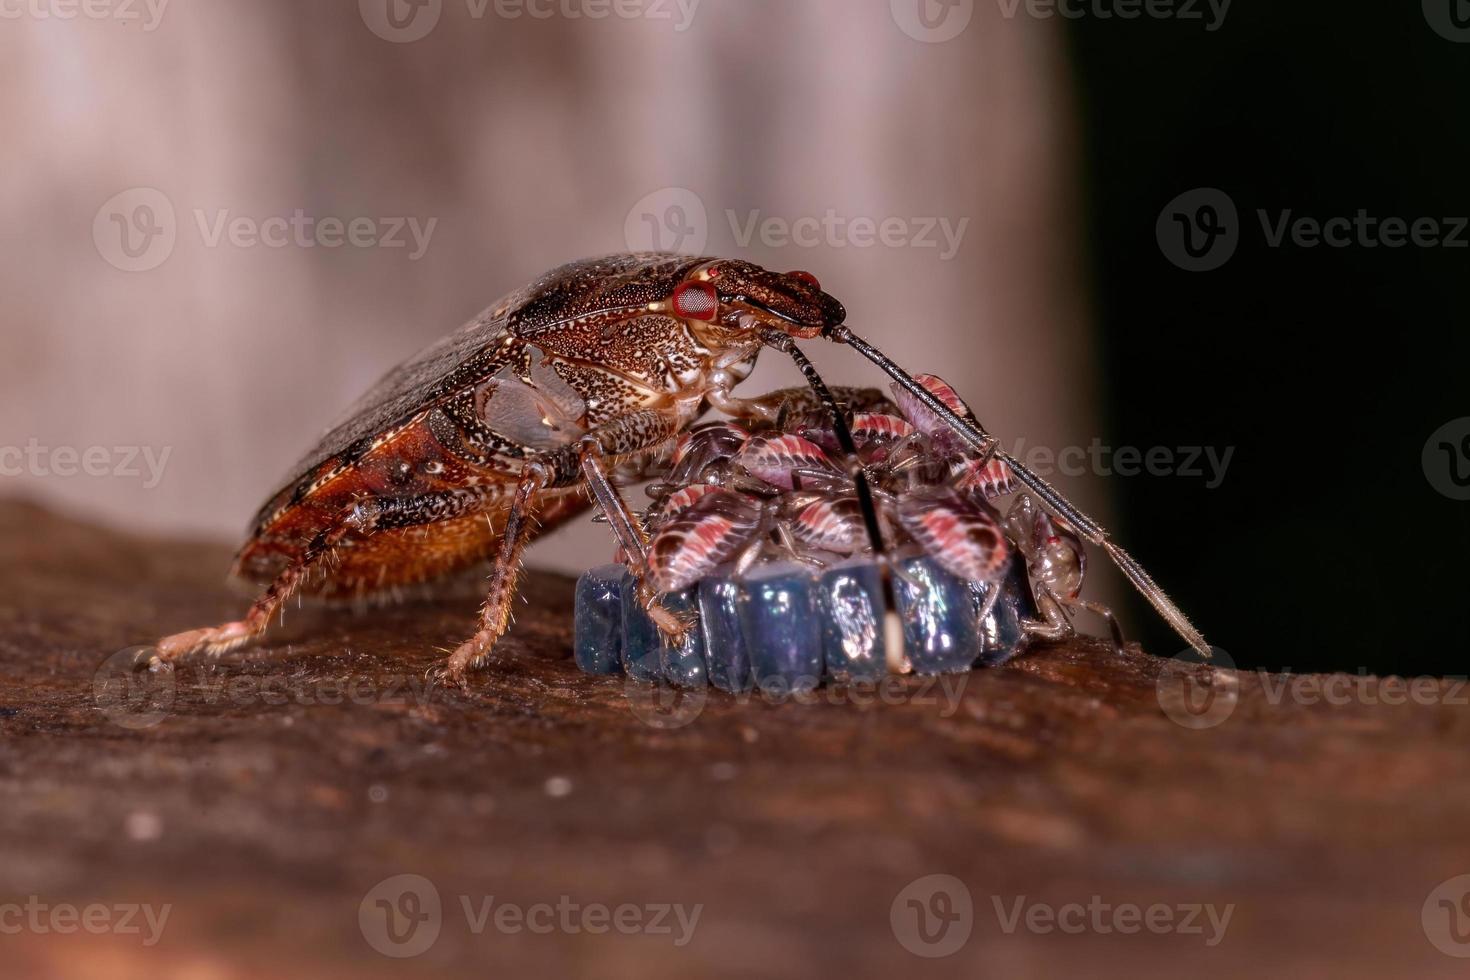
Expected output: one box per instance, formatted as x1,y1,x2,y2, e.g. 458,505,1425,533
1,0,1465,675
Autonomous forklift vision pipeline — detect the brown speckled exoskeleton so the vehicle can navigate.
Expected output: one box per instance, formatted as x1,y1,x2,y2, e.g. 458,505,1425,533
155,252,1208,683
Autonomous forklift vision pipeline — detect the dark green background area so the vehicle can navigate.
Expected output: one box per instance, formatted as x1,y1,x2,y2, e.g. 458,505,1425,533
1067,2,1470,674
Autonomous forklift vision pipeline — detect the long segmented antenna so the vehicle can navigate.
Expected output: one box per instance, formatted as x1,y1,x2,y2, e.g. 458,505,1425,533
759,330,886,554
761,329,910,671
823,323,1211,659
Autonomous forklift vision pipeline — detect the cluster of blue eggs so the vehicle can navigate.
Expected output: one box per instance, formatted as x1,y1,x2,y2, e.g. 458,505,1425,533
572,553,1038,693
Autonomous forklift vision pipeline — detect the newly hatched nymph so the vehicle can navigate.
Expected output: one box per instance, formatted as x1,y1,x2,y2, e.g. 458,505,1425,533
571,375,1115,691
154,253,1207,683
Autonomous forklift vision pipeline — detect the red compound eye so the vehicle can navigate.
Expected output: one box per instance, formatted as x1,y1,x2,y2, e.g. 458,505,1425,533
787,270,821,290
671,280,719,321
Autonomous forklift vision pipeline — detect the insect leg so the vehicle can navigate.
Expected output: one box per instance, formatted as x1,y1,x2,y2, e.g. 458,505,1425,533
439,463,550,683
1023,588,1075,643
578,446,650,565
153,486,500,666
824,323,1211,659
565,408,687,637
710,384,893,425
1058,599,1123,652
439,409,685,681
577,439,693,641
1072,598,1127,653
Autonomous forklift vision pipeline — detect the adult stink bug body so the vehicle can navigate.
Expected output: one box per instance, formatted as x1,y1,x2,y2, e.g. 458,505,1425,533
155,252,1207,683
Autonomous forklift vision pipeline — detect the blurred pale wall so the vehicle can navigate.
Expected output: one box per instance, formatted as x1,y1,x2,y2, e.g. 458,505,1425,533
0,0,1104,582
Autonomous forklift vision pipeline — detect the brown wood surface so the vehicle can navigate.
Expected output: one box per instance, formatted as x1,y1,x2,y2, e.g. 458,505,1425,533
1,498,1467,979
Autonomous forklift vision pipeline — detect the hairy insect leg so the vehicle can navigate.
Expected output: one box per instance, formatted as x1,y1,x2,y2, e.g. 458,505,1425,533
824,323,1211,658
153,487,500,668
438,465,549,684
439,408,685,683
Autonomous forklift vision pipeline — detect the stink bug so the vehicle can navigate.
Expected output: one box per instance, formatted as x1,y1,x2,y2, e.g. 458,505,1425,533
154,253,1207,684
